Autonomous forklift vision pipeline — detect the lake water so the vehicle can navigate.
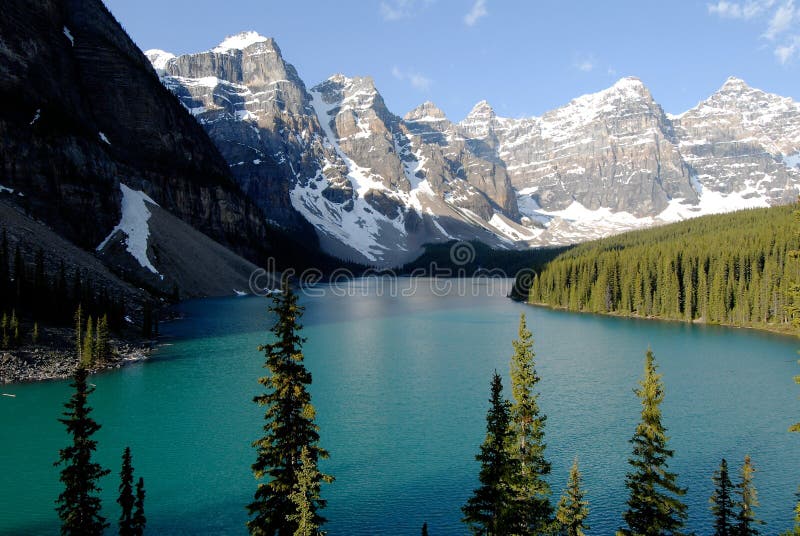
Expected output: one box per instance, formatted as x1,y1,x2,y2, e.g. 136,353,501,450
2,278,800,535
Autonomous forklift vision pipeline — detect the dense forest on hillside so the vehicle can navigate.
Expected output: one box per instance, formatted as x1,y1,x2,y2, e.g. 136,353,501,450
528,205,800,331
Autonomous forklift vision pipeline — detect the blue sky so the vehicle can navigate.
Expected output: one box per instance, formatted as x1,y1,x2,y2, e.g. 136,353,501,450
105,0,799,120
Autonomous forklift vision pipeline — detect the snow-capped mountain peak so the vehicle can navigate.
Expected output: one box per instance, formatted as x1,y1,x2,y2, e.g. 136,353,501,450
212,31,270,53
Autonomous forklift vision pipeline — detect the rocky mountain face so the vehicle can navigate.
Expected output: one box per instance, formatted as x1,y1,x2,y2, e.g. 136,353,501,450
0,1,276,298
150,33,800,266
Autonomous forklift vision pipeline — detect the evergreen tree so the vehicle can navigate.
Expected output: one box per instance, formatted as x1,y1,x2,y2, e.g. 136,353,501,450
422,522,429,536
247,281,331,536
1,312,8,349
508,314,552,532
781,488,800,536
287,447,324,536
132,477,146,536
54,366,110,535
95,315,110,364
554,457,589,536
83,316,94,367
32,321,39,345
710,458,735,536
10,309,19,346
75,305,83,362
462,372,518,535
619,349,687,536
736,455,763,536
0,229,8,308
118,447,135,536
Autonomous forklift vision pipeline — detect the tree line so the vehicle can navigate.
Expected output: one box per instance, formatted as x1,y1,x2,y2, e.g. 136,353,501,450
0,228,127,340
527,205,800,330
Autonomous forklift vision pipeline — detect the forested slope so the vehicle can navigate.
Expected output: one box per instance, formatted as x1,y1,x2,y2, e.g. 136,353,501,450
528,205,800,331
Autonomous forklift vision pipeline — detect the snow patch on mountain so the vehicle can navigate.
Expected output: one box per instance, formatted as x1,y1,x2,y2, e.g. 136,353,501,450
97,184,160,275
212,31,269,53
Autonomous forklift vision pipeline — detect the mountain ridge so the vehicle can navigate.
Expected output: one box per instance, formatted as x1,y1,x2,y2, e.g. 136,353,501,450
148,31,800,266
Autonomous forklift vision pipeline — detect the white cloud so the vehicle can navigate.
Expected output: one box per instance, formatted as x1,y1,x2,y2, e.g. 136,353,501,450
775,35,800,62
576,59,594,72
464,0,488,26
380,0,435,21
764,0,796,39
708,0,772,19
607,67,618,76
392,66,432,91
708,0,799,65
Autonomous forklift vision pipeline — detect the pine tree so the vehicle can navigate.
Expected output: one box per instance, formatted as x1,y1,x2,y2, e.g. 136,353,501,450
75,305,83,362
619,349,687,536
508,314,552,533
32,321,39,345
781,488,800,536
1,312,8,349
95,315,110,364
421,522,429,536
9,309,19,346
247,281,331,536
132,477,146,536
83,316,94,367
54,366,110,535
710,458,735,536
554,457,589,536
118,447,135,536
462,372,518,535
287,447,324,536
736,455,763,536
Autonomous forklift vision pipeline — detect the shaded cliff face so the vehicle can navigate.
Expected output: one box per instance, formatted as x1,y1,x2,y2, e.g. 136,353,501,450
0,0,270,262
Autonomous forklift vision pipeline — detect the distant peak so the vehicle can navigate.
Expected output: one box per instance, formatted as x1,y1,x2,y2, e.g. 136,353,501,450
719,76,750,92
404,101,448,122
612,76,646,90
144,49,175,73
466,99,495,118
212,31,271,53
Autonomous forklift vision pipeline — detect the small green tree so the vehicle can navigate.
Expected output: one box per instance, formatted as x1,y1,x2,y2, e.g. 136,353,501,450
95,315,110,364
710,458,735,536
1,311,8,348
10,309,19,346
736,455,764,536
619,349,687,536
288,447,324,536
462,371,518,535
247,281,331,535
555,458,589,536
132,477,146,536
118,447,135,536
54,366,110,535
83,316,94,367
75,305,83,361
508,314,552,532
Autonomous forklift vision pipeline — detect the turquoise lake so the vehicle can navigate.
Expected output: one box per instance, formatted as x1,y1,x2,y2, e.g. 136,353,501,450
2,278,800,534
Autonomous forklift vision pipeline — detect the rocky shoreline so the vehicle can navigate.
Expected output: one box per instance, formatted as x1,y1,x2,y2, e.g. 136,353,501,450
0,341,154,384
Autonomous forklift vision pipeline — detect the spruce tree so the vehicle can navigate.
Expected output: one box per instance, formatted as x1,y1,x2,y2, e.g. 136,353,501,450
75,305,83,361
736,455,763,536
710,458,735,536
32,321,39,345
555,458,589,536
54,366,110,535
132,477,146,536
619,349,687,536
95,315,110,364
462,372,518,535
421,522,429,536
118,447,135,536
83,316,94,367
247,281,331,536
287,447,324,536
508,314,552,532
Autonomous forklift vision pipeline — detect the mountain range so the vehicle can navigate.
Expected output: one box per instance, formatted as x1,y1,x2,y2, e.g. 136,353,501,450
147,31,800,266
